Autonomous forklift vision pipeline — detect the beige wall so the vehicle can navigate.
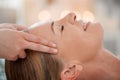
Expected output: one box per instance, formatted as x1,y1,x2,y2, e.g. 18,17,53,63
23,0,95,26
24,0,40,26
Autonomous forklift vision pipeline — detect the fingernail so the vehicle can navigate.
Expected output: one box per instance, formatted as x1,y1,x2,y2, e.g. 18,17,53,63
52,49,58,54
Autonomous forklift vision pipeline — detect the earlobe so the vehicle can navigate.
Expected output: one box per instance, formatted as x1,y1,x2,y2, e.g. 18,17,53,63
61,64,83,80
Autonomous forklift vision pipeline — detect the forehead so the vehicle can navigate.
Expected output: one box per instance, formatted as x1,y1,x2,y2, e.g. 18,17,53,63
29,20,56,42
29,20,52,30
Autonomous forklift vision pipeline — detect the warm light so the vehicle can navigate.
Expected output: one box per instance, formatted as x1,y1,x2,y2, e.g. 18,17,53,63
38,10,51,21
74,11,81,20
60,10,81,20
60,10,71,19
83,11,95,22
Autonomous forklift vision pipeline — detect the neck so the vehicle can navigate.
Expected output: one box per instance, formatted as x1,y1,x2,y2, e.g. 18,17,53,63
80,49,120,80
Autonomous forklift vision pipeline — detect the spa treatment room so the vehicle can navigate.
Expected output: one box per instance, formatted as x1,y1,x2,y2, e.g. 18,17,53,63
0,0,120,80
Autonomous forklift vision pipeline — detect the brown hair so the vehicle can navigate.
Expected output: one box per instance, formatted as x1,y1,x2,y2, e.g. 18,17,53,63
5,50,63,80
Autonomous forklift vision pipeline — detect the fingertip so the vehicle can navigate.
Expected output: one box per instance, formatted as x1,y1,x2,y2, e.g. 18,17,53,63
48,42,57,48
49,48,58,54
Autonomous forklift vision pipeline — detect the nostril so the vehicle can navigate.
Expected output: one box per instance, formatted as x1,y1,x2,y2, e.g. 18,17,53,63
70,15,76,24
74,15,76,21
66,13,77,24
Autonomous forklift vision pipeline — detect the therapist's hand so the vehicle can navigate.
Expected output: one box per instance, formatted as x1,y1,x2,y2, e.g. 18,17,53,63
0,23,25,30
0,24,57,61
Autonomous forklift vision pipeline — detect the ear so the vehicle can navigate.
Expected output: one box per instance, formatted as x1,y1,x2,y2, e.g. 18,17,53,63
61,64,83,80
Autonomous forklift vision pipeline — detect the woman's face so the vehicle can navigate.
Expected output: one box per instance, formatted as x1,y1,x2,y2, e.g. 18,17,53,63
29,13,103,62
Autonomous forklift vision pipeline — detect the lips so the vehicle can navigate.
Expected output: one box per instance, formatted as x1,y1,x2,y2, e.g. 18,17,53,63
83,22,90,31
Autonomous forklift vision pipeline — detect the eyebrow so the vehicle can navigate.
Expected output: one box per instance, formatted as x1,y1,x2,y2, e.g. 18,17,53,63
51,21,54,34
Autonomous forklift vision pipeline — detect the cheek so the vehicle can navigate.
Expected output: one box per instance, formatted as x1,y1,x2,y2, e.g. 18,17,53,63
57,30,103,62
78,32,103,61
56,30,86,60
87,23,104,42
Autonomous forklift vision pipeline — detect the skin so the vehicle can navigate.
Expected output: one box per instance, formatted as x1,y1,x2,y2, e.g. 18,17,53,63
28,13,120,80
0,23,57,61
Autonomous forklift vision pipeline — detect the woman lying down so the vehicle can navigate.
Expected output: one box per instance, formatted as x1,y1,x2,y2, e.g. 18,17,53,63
5,13,120,80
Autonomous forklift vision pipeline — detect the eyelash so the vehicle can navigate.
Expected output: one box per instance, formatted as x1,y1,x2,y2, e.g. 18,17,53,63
60,25,64,32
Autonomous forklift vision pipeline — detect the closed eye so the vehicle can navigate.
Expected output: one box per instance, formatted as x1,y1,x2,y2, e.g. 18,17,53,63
51,21,54,34
60,25,64,32
51,21,64,35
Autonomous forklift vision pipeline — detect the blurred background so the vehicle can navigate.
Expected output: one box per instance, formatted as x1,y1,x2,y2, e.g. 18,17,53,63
0,0,120,79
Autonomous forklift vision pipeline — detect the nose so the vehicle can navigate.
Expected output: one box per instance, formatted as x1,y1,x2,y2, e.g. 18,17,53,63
64,13,76,24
